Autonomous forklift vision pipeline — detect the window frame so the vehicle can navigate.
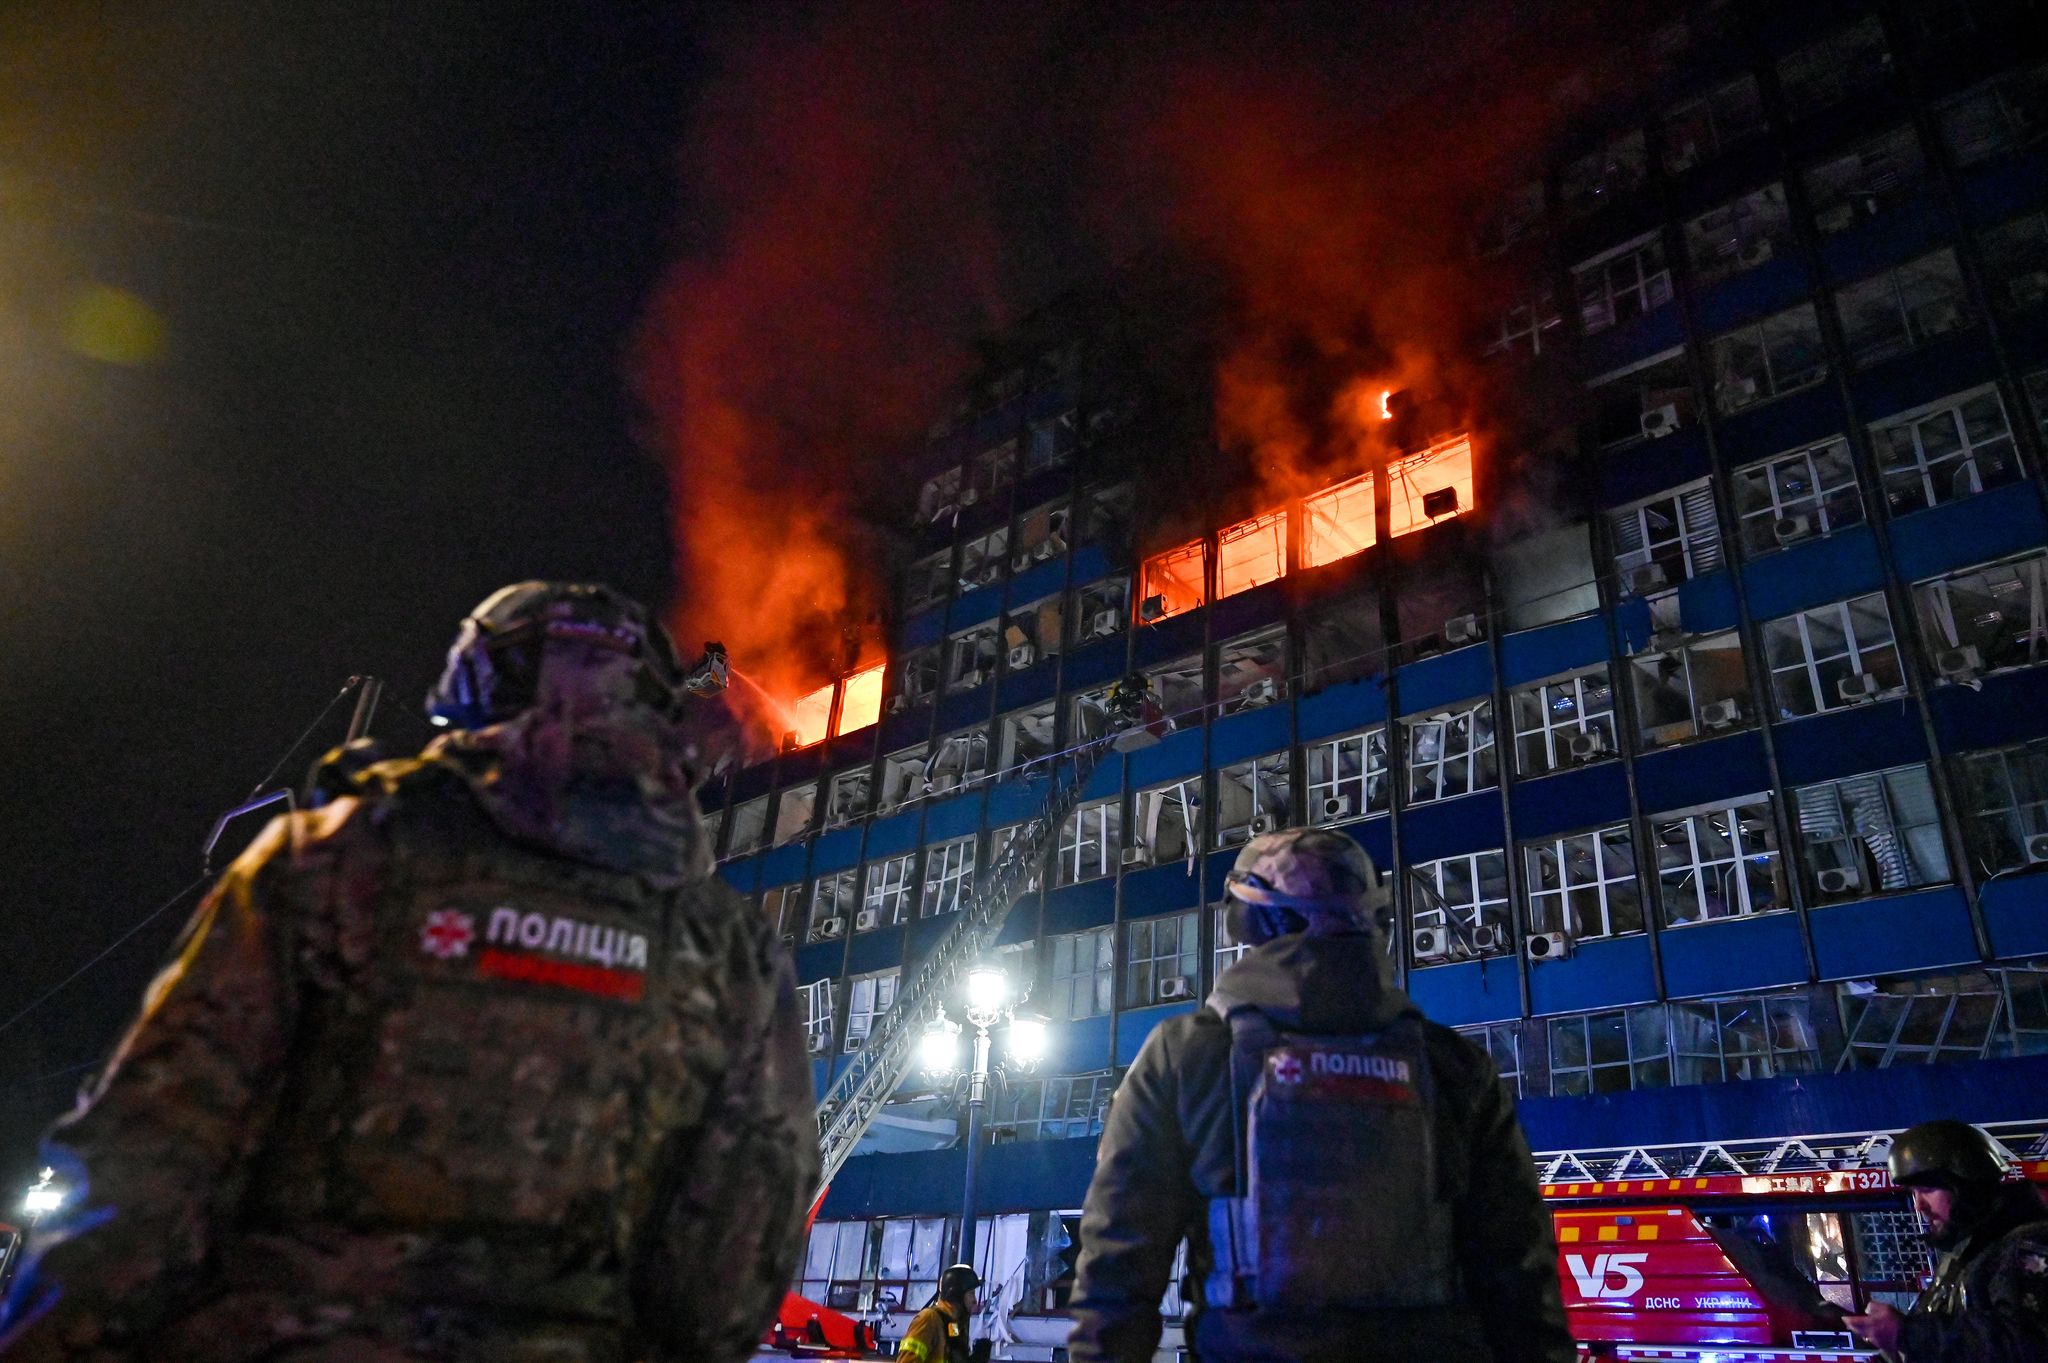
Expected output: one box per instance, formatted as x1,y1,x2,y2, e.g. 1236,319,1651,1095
1761,592,1907,719
1522,823,1645,943
1306,725,1391,825
1867,384,2021,515
1047,925,1115,1021
1123,911,1201,1008
1651,794,1787,928
1056,798,1123,886
861,853,919,930
1511,666,1620,776
1731,437,1864,555
1573,231,1674,335
1407,849,1512,962
1404,698,1499,806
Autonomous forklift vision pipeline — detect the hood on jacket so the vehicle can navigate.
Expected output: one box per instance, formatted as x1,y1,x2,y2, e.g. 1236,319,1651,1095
1208,932,1420,1034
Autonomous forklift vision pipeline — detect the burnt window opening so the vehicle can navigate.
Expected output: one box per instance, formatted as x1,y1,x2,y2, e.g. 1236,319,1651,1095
1000,701,1060,778
1629,629,1754,749
1140,540,1208,622
1586,348,1697,449
1805,126,1927,236
1130,779,1200,868
825,767,872,828
1301,592,1386,693
1025,408,1079,474
1732,438,1864,556
893,646,940,708
1496,524,1601,632
1003,595,1064,672
1145,654,1207,727
1214,751,1293,849
1482,282,1564,359
903,550,952,614
1075,482,1136,551
1914,548,2048,680
772,780,819,847
877,745,930,816
1684,183,1793,286
969,439,1017,505
1215,627,1288,716
1573,232,1673,335
1013,499,1071,570
926,728,990,797
728,795,770,857
1069,576,1130,647
957,526,1010,594
945,623,1001,693
1216,509,1288,598
916,466,964,525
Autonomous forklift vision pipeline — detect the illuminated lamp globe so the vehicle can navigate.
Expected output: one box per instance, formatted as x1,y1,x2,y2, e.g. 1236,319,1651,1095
24,1170,63,1216
920,1015,962,1076
1006,1013,1049,1067
965,965,1009,1016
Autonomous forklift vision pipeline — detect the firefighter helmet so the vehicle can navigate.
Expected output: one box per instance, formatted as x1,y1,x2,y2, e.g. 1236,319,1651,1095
425,581,686,730
939,1263,981,1302
1223,827,1390,946
1889,1119,2010,1189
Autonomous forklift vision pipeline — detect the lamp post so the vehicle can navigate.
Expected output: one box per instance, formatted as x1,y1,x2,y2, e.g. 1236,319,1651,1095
3,1168,64,1298
923,964,1048,1270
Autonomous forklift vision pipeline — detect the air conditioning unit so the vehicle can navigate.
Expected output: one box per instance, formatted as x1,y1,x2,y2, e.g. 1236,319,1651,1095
1242,678,1280,704
1737,238,1775,269
807,1032,833,1056
1816,203,1856,233
812,916,846,940
780,730,801,753
1090,608,1122,638
957,668,986,689
930,771,960,794
1121,845,1151,867
854,908,881,932
1526,931,1571,962
1629,562,1669,595
1444,614,1482,646
1936,645,1984,681
1774,513,1814,546
1640,403,1681,439
1470,923,1505,953
1701,697,1743,730
1817,867,1862,895
1158,975,1195,1001
1568,730,1609,762
1012,550,1035,573
1837,672,1880,703
1412,926,1452,960
1321,795,1353,820
842,1032,868,1054
1008,643,1037,670
1034,539,1060,561
1250,813,1278,835
1139,594,1168,621
2026,834,2048,864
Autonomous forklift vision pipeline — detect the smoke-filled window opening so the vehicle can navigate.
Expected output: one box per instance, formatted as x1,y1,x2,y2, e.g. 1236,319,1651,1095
1213,751,1293,849
728,795,770,857
926,728,989,796
1652,795,1786,927
843,969,900,1053
1012,499,1071,573
808,869,858,942
800,978,836,1056
1548,1007,1670,1095
1307,727,1390,825
1301,470,1376,568
998,702,1059,779
1938,61,2048,168
772,780,818,847
1026,409,1078,475
1216,509,1287,598
1670,994,1821,1083
1480,282,1563,359
1836,248,1972,369
1139,539,1207,622
1952,737,2048,876
1124,911,1200,1008
1684,183,1793,287
786,684,834,750
1805,125,1926,235
990,822,1044,893
1047,925,1115,1020
836,663,884,735
921,836,977,917
1868,385,2021,514
1978,209,2048,315
1522,823,1644,944
1068,576,1129,648
860,854,918,932
1407,851,1511,966
1300,592,1385,692
1387,434,1476,539
1732,438,1864,555
893,646,939,710
1472,178,1545,258
1144,654,1206,727
1130,779,1200,868
969,439,1016,505
762,884,802,943
916,467,964,526
1572,232,1673,335
1630,628,1753,748
1511,666,1619,776
1455,1021,1525,1097
1661,74,1767,174
1075,482,1134,551
824,767,871,829
1609,480,1723,595
957,525,1010,594
1215,627,1287,716
1560,126,1648,221
877,745,929,816
1056,799,1123,886
1777,15,1893,121
1792,764,1950,903
1002,595,1064,672
1586,348,1696,448
1496,524,1601,631
1404,699,1497,805
903,550,952,614
944,622,1000,693
1396,557,1487,661
1761,593,1908,719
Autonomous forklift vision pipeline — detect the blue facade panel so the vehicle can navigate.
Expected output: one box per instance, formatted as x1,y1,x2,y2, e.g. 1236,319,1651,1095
1658,913,1808,998
907,913,956,964
1127,727,1206,787
758,842,809,886
1122,862,1204,916
1957,147,2048,226
1070,545,1116,585
1676,570,1739,633
1930,668,2048,751
948,583,1004,629
1886,482,2048,583
997,663,1059,712
1527,936,1658,1016
901,608,945,650
924,793,984,843
1743,529,1887,620
1634,731,1772,813
1008,559,1067,605
985,775,1051,826
1055,1013,1115,1072
1809,886,1979,980
847,930,904,975
1044,880,1116,935
1690,255,1815,334
1117,1002,1196,1063
1063,643,1128,695
1510,763,1632,841
1133,614,1206,667
1209,706,1291,767
935,688,991,734
1399,793,1507,862
1500,615,1609,686
1081,752,1125,799
810,827,864,875
1396,644,1493,712
1580,305,1686,377
1982,873,2048,959
795,940,844,983
864,811,922,860
715,858,759,894
1772,702,1928,787
1715,385,1848,465
1340,817,1395,870
1215,585,1288,639
1850,337,2001,422
1815,191,1949,285
1405,959,1524,1026
818,1129,1101,1220
1297,676,1388,741
1598,429,1712,509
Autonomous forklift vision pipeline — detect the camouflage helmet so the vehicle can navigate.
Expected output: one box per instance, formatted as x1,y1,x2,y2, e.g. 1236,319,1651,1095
1889,1119,2009,1189
426,581,686,730
1223,827,1390,946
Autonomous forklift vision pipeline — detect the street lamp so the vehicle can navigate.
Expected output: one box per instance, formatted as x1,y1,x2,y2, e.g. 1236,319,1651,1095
924,964,1047,1269
22,1168,62,1220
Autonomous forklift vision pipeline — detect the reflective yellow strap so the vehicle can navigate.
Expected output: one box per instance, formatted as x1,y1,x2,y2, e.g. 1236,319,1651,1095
900,1341,931,1363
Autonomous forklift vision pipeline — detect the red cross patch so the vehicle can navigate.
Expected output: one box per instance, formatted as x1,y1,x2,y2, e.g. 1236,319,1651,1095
1271,1052,1304,1085
419,909,476,960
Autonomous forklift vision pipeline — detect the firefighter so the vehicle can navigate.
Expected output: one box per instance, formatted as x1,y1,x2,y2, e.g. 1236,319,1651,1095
0,582,817,1363
898,1264,985,1363
1068,828,1573,1363
1845,1119,2048,1362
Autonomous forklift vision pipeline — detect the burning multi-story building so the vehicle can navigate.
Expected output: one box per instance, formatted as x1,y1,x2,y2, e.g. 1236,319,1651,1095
690,2,2048,1353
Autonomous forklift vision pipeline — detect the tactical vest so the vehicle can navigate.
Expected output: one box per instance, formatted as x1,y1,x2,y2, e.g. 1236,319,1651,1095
1205,1006,1459,1314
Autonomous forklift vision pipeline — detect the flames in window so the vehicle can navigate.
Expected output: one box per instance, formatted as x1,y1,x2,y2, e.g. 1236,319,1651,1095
1388,434,1476,538
1140,540,1208,622
1217,510,1288,598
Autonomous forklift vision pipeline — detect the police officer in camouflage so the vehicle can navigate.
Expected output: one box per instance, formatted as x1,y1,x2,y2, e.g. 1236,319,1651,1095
0,582,817,1363
1845,1119,2048,1361
1069,828,1573,1363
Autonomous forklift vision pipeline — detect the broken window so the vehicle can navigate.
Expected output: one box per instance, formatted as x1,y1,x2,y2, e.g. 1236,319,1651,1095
1732,438,1863,556
1560,127,1649,220
1511,666,1619,776
1548,1006,1669,1094
1496,523,1601,631
1129,780,1201,868
957,526,1010,593
801,978,836,1054
1124,912,1200,1007
921,836,977,917
1215,627,1288,716
1145,654,1206,727
1670,994,1820,1083
1868,385,2021,515
1662,75,1767,173
1978,210,2048,314
1387,434,1476,538
763,883,803,941
808,869,858,942
998,701,1059,777
1913,549,2048,678
1002,595,1064,672
990,821,1044,892
1953,737,2048,876
1070,683,1120,746
1214,905,1253,977
1069,576,1129,647
843,970,900,1051
1935,60,2048,168
894,646,940,708
1473,179,1545,258
1300,591,1385,692
904,550,952,614
861,854,918,931
1057,799,1123,886
728,795,769,857
1653,795,1785,927
1792,765,1950,902
1522,824,1644,942
1047,926,1115,1020
1406,700,1497,805
1481,281,1564,358
772,780,819,847
1761,593,1907,718
1025,408,1078,473
1139,540,1207,622
1075,482,1135,550
1307,726,1390,824
1573,232,1673,335
945,622,1000,692
877,745,929,815
1408,851,1511,963
1684,183,1793,286
785,684,834,751
1837,250,1972,370
825,767,871,828
1805,125,1927,235
1013,499,1071,569
926,728,989,796
1778,16,1893,120
1709,303,1827,414
1213,750,1293,848
836,663,883,735
970,439,1017,504
1586,348,1697,448
1302,470,1377,567
1609,481,1723,595
1630,629,1753,748
1216,509,1288,597
916,466,964,525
